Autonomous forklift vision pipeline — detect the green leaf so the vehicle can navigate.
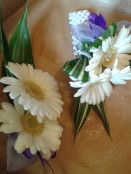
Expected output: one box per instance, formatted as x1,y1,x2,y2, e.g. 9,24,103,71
9,6,34,65
82,41,92,52
74,97,92,139
0,2,11,76
92,23,117,48
82,23,117,51
63,57,79,74
63,55,89,82
93,102,111,138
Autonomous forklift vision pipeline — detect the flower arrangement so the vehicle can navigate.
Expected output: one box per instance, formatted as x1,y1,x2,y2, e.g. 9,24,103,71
0,1,131,173
63,10,131,139
0,3,63,173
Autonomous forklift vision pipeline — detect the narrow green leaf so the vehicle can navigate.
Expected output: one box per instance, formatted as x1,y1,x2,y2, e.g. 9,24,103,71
82,41,92,52
63,55,89,82
74,98,92,139
82,23,117,51
93,102,111,138
9,6,34,65
0,4,11,76
92,23,117,48
63,57,79,74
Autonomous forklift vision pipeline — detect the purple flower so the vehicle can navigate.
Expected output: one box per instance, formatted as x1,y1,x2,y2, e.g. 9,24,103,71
88,12,106,29
70,12,106,43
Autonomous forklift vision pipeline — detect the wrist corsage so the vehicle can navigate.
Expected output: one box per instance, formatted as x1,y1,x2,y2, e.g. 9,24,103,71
63,10,131,139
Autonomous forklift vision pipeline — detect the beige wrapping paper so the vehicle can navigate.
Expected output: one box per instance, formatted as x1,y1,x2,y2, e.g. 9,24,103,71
0,0,131,173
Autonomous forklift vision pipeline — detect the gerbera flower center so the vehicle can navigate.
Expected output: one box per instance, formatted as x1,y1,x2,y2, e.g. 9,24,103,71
24,81,44,100
21,113,44,135
101,48,117,67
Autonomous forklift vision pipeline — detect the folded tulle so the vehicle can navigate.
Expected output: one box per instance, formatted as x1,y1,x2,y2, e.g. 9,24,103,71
70,22,105,42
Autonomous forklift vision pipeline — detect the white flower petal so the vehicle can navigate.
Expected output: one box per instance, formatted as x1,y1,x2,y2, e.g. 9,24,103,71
30,145,37,155
7,62,26,81
41,148,51,160
94,85,100,104
1,102,16,113
117,44,131,53
3,85,23,99
117,34,131,48
90,47,99,53
102,81,113,97
85,59,100,72
0,77,20,85
96,84,105,102
85,48,103,75
102,39,111,52
114,26,131,53
34,136,43,151
74,75,113,105
69,81,83,88
15,133,29,153
0,111,19,123
84,92,91,103
69,76,78,81
91,86,97,105
14,99,25,116
1,63,63,121
110,66,131,84
74,87,86,98
0,123,22,133
0,100,63,159
93,49,103,60
114,26,129,46
28,64,35,80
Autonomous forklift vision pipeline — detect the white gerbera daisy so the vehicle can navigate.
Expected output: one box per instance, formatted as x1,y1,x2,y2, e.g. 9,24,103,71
0,100,63,160
0,62,63,122
73,75,113,105
102,61,131,85
85,26,131,75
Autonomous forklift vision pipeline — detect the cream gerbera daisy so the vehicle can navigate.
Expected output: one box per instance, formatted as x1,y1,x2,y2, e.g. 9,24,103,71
0,62,63,122
85,26,131,75
0,100,63,160
71,75,113,105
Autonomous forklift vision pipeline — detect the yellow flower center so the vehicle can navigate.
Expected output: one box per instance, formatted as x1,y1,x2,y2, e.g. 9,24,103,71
101,48,117,67
21,113,44,135
24,81,44,100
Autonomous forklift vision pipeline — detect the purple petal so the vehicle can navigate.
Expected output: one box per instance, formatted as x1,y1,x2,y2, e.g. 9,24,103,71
88,12,106,29
88,12,98,23
89,22,105,38
70,12,106,43
95,13,106,29
23,149,34,159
